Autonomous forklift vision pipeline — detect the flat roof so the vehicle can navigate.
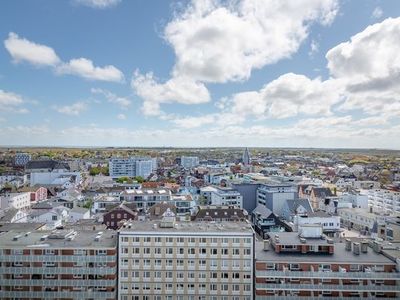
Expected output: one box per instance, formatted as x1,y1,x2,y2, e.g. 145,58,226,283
255,241,395,264
0,229,116,249
120,220,254,235
269,232,331,246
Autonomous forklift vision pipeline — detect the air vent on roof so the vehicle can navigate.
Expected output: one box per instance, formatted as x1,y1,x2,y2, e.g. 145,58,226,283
13,234,22,241
300,237,307,244
40,235,48,241
94,235,102,242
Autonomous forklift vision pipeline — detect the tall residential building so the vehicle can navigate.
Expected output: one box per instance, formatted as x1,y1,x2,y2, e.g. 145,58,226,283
200,186,244,208
255,231,399,298
180,156,199,169
242,148,251,166
0,228,117,300
361,189,400,215
118,212,255,300
109,157,155,179
14,153,31,167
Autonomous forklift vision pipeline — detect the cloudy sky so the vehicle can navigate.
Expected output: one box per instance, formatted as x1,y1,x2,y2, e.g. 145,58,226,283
1,0,400,148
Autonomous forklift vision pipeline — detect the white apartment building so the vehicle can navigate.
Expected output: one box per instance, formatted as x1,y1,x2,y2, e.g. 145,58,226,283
120,188,172,211
109,157,155,179
0,192,31,210
257,183,297,215
361,189,400,215
118,213,254,300
180,156,199,169
200,186,243,208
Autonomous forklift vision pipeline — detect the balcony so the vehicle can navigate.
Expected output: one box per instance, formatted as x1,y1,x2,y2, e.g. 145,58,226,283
0,254,117,263
0,267,116,275
0,291,115,299
0,278,116,287
256,283,399,292
256,270,400,279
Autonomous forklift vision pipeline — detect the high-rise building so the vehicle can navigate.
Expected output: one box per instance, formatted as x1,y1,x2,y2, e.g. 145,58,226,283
242,148,251,166
180,156,199,169
118,212,255,300
0,228,117,300
109,157,155,179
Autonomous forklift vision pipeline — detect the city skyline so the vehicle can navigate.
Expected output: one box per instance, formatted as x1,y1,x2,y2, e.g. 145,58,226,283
1,0,400,149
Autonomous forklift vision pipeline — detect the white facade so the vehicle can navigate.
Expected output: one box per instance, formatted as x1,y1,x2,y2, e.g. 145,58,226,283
257,184,297,215
68,208,91,223
200,186,243,208
340,193,369,209
118,220,254,300
294,214,341,233
361,189,400,215
30,170,81,187
0,192,31,210
181,156,199,169
338,207,386,233
109,157,155,178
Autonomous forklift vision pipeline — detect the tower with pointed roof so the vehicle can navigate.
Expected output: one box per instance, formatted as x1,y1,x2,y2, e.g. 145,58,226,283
242,147,251,166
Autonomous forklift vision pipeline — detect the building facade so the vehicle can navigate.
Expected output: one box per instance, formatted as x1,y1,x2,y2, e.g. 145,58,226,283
0,229,117,300
109,157,155,179
14,153,31,167
180,156,199,169
118,216,254,300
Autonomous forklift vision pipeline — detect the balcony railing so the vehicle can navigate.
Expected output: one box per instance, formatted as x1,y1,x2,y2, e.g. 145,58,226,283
0,254,116,263
0,278,116,287
256,283,399,292
256,270,400,279
0,267,116,275
0,291,115,299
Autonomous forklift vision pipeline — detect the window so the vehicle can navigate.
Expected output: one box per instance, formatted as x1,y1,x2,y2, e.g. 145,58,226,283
52,215,57,221
96,250,107,256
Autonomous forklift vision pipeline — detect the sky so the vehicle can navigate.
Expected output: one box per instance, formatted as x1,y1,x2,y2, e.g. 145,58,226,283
1,0,400,149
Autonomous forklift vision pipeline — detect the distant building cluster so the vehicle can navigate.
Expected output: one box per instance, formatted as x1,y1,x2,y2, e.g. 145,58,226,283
0,147,399,299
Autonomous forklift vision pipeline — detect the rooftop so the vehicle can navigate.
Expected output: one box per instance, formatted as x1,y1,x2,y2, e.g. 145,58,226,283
119,220,254,235
256,241,395,264
0,229,116,249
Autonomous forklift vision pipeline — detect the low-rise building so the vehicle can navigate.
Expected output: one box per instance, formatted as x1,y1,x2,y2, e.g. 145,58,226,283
0,192,31,210
338,207,387,235
103,203,137,229
294,212,341,236
252,205,284,238
192,205,248,222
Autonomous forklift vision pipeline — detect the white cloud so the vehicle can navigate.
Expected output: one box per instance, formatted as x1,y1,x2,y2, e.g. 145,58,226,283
54,102,87,116
133,0,339,114
372,7,383,19
229,73,343,119
73,0,121,8
132,72,210,116
117,113,126,120
0,89,30,113
91,88,131,108
4,32,124,83
165,0,339,83
172,115,215,128
4,32,60,66
57,58,124,82
327,17,400,116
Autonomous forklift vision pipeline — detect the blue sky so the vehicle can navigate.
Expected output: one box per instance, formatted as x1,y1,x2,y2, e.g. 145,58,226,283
1,0,400,148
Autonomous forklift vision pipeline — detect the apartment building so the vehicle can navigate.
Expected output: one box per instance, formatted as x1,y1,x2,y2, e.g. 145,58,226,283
200,186,244,208
120,188,172,211
14,152,31,167
255,233,399,298
0,192,31,210
361,189,400,215
0,228,117,300
109,157,155,179
257,183,297,215
118,212,255,300
294,212,341,236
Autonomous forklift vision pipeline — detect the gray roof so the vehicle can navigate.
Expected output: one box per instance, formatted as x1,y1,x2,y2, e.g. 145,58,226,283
286,198,313,213
252,205,273,218
312,187,334,198
70,206,89,214
0,208,19,222
255,241,395,264
0,229,116,249
25,160,70,171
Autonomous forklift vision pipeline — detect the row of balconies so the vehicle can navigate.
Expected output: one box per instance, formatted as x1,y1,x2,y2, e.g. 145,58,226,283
0,278,116,286
0,266,116,275
122,277,253,283
0,254,116,262
255,270,399,279
0,291,115,298
256,283,399,291
119,265,252,271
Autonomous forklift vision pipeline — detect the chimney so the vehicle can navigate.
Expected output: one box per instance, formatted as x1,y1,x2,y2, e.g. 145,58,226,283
353,242,360,255
345,238,352,251
263,240,270,251
361,240,368,253
373,240,382,253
